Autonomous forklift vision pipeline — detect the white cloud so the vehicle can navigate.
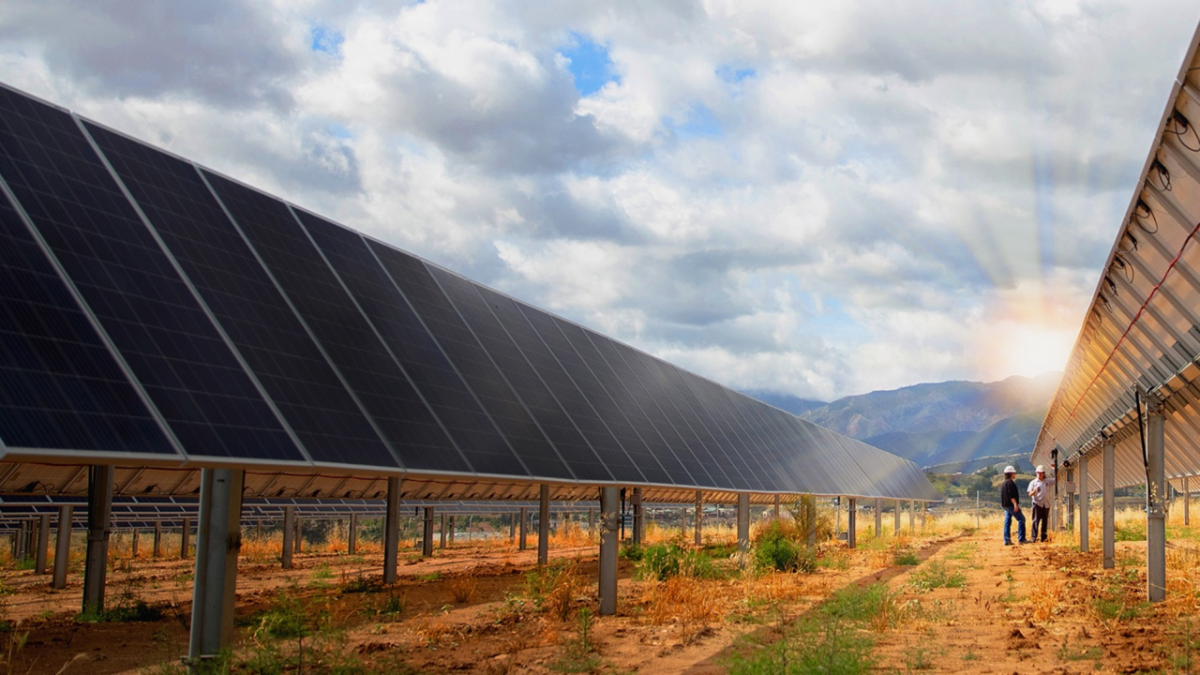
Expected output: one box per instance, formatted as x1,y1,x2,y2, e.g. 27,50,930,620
1,0,1196,401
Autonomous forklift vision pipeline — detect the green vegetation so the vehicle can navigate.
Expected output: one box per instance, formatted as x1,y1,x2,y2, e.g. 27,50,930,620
908,560,965,592
727,583,904,674
923,468,996,500
635,543,717,581
893,550,920,566
551,608,601,674
752,520,816,574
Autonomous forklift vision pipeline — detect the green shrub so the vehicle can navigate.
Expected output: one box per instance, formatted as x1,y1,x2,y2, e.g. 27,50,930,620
909,560,966,592
619,542,644,561
636,543,718,580
894,550,920,566
752,520,813,573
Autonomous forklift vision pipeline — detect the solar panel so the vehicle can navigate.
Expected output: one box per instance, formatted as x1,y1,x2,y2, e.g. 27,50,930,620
428,267,613,482
0,193,172,455
368,243,535,478
475,287,645,483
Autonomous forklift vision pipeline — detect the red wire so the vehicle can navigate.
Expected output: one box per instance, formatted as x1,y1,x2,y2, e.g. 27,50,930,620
1070,219,1200,418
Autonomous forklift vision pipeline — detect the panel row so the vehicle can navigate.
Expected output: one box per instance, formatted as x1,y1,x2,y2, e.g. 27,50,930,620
0,83,938,501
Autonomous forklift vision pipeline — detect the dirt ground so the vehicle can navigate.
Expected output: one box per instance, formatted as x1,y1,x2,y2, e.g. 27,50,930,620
0,519,1194,674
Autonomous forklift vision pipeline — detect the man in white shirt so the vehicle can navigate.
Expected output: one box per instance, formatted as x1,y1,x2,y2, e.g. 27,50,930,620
1027,465,1054,543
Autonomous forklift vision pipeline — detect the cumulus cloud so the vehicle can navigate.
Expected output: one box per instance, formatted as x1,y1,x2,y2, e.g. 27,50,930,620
1,0,1196,401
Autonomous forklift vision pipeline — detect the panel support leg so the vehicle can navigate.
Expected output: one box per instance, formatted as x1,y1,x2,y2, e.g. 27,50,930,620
893,499,901,536
188,468,244,666
694,491,702,547
1186,475,1191,526
36,513,50,575
737,493,750,552
598,486,619,616
439,514,447,550
153,521,162,558
53,506,72,590
294,516,302,554
908,500,915,532
847,498,857,548
632,487,644,546
874,498,882,538
384,477,401,583
509,513,517,542
448,516,455,547
806,496,816,547
1147,398,1167,602
588,508,596,538
83,465,113,615
1103,440,1115,569
281,507,294,569
538,484,550,567
921,502,927,530
180,517,191,560
773,495,781,519
348,513,358,555
422,507,435,558
518,507,528,551
1079,453,1090,553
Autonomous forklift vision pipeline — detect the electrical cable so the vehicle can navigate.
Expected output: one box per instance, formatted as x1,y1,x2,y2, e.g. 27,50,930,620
1135,199,1159,234
1069,217,1200,418
1150,159,1172,192
1113,254,1135,284
1136,388,1153,510
1168,110,1200,152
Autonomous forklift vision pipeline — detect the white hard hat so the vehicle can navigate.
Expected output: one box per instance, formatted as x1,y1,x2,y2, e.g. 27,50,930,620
1036,465,1045,473
1004,465,1016,474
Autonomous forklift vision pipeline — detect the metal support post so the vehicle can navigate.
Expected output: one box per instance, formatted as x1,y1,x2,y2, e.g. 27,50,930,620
53,505,72,589
256,519,263,540
348,513,358,555
154,521,162,558
588,508,596,537
36,513,50,574
439,514,447,549
1147,398,1166,602
1186,475,1191,526
774,494,781,519
921,502,927,529
893,499,901,536
509,513,517,542
448,516,455,546
518,507,528,551
384,477,401,583
835,497,841,540
737,493,750,552
281,507,295,569
908,500,915,532
847,498,857,548
598,487,619,615
632,487,644,545
806,496,816,547
694,491,702,547
188,468,244,665
1066,468,1076,532
1103,440,1115,569
874,498,882,537
83,465,113,615
422,507,435,558
131,529,139,560
538,484,550,567
294,516,302,554
181,517,191,560
1079,453,1090,552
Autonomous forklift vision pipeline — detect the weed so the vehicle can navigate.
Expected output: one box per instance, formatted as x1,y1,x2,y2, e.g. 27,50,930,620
636,543,717,581
902,639,937,671
341,575,378,594
361,593,406,620
523,562,584,621
727,615,874,674
822,583,905,632
448,577,477,604
961,650,980,661
817,548,850,571
417,572,442,583
551,608,601,673
753,521,815,574
619,542,644,562
644,575,721,642
908,560,965,592
1056,636,1103,661
894,550,920,566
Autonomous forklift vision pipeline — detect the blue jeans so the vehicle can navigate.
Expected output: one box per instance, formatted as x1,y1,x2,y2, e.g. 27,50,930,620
1004,507,1027,543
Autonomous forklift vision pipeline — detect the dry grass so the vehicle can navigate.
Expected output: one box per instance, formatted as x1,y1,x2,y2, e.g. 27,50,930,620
642,575,723,643
447,576,478,604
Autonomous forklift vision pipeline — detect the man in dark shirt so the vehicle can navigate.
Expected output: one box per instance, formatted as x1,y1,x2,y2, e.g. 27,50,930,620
1000,465,1028,545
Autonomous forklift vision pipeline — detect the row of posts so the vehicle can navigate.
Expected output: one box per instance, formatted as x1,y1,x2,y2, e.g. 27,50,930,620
50,465,924,669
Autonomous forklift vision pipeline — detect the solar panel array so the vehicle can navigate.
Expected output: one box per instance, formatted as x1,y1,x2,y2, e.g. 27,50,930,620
0,84,938,502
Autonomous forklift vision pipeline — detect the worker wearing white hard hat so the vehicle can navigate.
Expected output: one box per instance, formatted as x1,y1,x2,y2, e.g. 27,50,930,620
1000,465,1028,545
1027,464,1054,543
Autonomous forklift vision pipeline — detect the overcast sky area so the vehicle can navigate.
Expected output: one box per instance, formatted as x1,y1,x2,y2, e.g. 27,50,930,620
1,1,1196,401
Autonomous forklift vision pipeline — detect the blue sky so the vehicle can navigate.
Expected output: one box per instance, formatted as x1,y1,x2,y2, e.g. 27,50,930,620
3,0,1196,399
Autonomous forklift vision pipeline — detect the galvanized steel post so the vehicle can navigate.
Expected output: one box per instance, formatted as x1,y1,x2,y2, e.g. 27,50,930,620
518,507,528,551
1186,476,1192,526
281,507,295,569
384,477,401,583
52,505,72,590
422,507,435,558
180,517,191,560
694,490,702,547
348,513,358,555
1147,397,1166,602
847,498,857,548
538,484,550,567
83,465,113,615
1103,440,1115,569
188,468,244,666
1079,453,1090,553
737,493,750,552
632,487,644,546
874,498,882,537
153,520,162,558
893,499,901,536
36,513,50,574
599,487,619,616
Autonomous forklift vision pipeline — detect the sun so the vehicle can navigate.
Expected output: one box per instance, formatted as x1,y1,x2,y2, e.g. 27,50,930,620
999,325,1075,378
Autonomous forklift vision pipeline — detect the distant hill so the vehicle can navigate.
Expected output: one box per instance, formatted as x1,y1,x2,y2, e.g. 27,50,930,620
795,373,1059,469
740,390,826,416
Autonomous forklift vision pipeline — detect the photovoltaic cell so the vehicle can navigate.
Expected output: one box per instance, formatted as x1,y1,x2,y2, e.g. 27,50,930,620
524,310,673,485
476,287,645,483
428,267,613,482
0,192,172,454
368,243,535,477
296,214,512,475
396,257,572,480
0,87,298,461
199,172,404,469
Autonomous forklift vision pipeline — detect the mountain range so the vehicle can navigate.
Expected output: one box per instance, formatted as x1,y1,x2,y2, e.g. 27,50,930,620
750,372,1060,471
